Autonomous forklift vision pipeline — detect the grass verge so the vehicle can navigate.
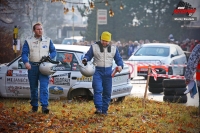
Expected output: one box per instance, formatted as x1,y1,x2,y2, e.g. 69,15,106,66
0,96,199,133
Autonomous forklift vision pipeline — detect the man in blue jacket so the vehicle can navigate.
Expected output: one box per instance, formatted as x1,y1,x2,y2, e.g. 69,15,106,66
21,22,57,114
82,31,124,115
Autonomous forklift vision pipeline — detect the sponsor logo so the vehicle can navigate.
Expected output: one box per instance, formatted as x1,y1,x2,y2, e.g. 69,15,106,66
77,76,92,82
172,1,196,16
42,45,48,48
172,1,197,21
54,77,70,85
6,77,29,84
49,86,64,95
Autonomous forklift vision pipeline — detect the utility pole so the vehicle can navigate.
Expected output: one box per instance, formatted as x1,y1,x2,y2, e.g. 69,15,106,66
96,8,98,41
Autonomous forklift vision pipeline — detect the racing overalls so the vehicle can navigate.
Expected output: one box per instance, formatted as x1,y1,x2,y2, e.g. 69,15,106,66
21,36,56,108
84,41,124,114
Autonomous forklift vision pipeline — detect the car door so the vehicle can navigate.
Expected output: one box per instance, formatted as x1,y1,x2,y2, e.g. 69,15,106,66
176,46,187,75
48,51,82,99
170,46,181,75
5,57,30,98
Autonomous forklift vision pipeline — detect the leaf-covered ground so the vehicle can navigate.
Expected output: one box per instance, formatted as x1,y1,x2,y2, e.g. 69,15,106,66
0,97,199,133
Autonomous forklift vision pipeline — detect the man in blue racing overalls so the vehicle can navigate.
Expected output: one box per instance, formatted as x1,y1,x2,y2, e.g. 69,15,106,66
82,31,124,115
21,22,57,114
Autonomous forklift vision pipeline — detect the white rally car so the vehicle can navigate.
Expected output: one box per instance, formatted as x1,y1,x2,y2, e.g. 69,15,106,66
0,45,133,102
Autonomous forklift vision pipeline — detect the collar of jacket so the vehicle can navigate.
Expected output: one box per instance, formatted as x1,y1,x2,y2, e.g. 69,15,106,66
95,41,111,53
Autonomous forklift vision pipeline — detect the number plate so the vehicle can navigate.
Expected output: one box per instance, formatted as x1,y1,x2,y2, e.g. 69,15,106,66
140,68,148,71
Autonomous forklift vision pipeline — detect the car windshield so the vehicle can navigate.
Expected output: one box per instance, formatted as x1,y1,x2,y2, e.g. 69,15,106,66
62,39,77,45
134,47,169,57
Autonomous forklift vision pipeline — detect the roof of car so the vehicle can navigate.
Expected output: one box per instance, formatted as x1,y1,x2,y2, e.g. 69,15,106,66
55,44,90,53
142,43,178,48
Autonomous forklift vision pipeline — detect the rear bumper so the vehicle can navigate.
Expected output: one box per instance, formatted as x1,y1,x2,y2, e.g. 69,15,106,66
111,83,133,98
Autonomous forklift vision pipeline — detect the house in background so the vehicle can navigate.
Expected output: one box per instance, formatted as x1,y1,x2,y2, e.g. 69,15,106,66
56,0,87,42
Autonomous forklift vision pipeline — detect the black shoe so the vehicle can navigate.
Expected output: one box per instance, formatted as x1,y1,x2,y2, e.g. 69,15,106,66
32,106,38,112
102,112,108,116
94,110,102,114
42,108,49,114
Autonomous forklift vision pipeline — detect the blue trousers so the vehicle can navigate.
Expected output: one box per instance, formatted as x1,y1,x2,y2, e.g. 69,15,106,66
28,63,49,107
92,66,112,113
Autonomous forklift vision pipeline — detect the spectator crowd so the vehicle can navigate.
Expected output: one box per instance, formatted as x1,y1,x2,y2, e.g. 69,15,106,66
55,34,200,60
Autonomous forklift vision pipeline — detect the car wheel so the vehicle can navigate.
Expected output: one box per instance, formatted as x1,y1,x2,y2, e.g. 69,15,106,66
163,87,187,96
163,95,187,103
111,96,125,103
162,79,186,88
68,89,93,101
116,96,125,102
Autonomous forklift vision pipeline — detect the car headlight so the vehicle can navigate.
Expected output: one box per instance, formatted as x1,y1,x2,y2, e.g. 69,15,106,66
155,61,162,65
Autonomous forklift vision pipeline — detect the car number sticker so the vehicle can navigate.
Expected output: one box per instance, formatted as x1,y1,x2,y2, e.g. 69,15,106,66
63,53,72,62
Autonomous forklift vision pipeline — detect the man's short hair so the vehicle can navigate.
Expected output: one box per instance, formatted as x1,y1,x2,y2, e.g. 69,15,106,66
33,22,42,30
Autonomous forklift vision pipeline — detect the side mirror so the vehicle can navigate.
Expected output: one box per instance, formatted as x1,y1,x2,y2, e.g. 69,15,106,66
171,54,175,58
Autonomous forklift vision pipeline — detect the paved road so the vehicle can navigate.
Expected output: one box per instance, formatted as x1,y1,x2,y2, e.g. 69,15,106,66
130,78,199,107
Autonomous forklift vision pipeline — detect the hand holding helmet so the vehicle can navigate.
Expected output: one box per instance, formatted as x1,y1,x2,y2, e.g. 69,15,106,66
79,61,95,77
40,56,50,62
39,56,60,75
82,58,87,66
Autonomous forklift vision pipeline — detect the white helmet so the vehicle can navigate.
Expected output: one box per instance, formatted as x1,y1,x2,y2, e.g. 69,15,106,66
39,62,57,75
79,62,95,77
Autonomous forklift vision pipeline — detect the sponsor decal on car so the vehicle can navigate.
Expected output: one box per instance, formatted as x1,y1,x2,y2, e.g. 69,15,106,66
7,70,13,76
50,73,70,85
54,77,70,85
12,70,28,77
112,86,132,93
49,86,64,95
6,86,29,96
6,77,29,84
77,75,92,82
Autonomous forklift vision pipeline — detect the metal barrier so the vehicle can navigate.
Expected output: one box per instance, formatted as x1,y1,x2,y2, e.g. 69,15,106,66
124,60,186,84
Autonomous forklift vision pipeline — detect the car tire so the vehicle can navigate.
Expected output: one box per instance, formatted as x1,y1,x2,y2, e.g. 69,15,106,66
116,96,125,102
68,89,93,101
149,83,163,88
163,95,187,103
111,96,125,103
162,79,186,88
148,87,163,93
163,87,187,96
149,77,167,83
